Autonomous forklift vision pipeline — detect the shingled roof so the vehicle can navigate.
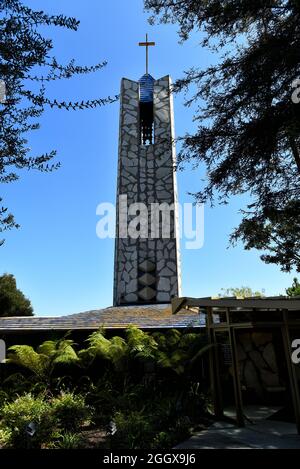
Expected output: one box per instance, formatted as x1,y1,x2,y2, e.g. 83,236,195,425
0,304,202,332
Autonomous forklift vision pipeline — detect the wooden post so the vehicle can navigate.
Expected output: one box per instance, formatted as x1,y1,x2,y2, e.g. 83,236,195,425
206,307,223,418
227,308,244,427
281,310,300,434
213,328,224,418
207,308,217,415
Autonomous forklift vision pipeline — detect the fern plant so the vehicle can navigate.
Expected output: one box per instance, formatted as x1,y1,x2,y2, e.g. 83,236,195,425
126,326,159,361
6,337,80,386
82,329,128,372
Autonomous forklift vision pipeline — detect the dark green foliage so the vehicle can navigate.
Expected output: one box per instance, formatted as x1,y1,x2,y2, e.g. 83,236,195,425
52,431,84,449
232,202,300,272
110,410,153,449
0,392,91,449
144,0,300,272
0,273,33,316
1,371,46,398
0,390,8,409
286,277,300,297
51,392,90,432
109,403,191,449
84,328,211,448
0,327,211,448
0,0,116,239
150,431,173,449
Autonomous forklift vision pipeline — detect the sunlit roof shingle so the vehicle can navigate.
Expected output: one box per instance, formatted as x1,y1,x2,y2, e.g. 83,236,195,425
0,304,202,331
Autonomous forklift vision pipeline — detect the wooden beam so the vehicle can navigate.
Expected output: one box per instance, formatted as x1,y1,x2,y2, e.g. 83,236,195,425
179,296,300,310
171,297,187,315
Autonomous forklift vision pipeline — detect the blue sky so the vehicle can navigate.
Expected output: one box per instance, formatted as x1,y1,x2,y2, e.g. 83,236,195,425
0,0,296,316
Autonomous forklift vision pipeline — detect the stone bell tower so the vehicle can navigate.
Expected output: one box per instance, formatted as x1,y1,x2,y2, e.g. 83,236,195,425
113,38,181,306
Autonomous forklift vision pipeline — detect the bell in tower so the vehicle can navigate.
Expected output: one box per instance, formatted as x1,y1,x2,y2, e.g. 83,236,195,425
139,73,154,145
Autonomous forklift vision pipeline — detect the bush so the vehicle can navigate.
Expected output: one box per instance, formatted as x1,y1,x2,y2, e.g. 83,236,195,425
110,407,190,450
0,427,12,448
150,431,173,449
85,380,115,426
0,394,55,448
53,431,84,449
110,410,154,449
0,390,8,409
52,392,90,432
0,327,211,449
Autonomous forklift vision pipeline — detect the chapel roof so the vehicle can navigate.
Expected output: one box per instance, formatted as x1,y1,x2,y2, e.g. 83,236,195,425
0,304,202,332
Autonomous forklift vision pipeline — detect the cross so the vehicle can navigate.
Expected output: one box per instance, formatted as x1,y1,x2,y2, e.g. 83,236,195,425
139,34,155,75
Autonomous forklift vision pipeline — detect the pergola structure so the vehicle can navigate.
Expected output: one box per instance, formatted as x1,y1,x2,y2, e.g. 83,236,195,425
172,296,300,434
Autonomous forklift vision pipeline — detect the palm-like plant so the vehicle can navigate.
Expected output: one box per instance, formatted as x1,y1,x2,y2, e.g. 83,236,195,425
82,330,129,373
157,349,189,376
83,326,160,371
7,338,79,385
108,336,129,372
156,330,213,376
6,345,47,381
126,326,158,361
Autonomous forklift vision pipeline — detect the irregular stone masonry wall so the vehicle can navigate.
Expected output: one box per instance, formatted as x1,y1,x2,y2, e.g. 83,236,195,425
235,332,282,398
113,76,181,305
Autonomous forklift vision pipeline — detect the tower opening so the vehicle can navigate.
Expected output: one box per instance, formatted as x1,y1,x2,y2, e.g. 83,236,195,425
139,74,154,145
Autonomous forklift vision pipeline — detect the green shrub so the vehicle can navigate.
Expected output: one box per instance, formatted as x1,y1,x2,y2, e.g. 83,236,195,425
0,427,12,448
149,397,177,427
110,410,154,449
52,392,90,431
0,390,8,410
2,372,33,396
85,380,115,426
150,431,173,449
53,431,84,449
0,394,55,448
0,327,211,449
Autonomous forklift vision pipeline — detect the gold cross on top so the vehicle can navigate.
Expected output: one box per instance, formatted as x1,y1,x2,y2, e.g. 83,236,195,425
139,34,155,75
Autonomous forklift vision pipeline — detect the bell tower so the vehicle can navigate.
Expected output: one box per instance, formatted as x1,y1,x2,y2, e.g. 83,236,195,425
113,38,181,306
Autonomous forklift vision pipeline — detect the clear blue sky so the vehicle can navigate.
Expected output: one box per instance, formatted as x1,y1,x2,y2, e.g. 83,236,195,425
0,0,295,316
